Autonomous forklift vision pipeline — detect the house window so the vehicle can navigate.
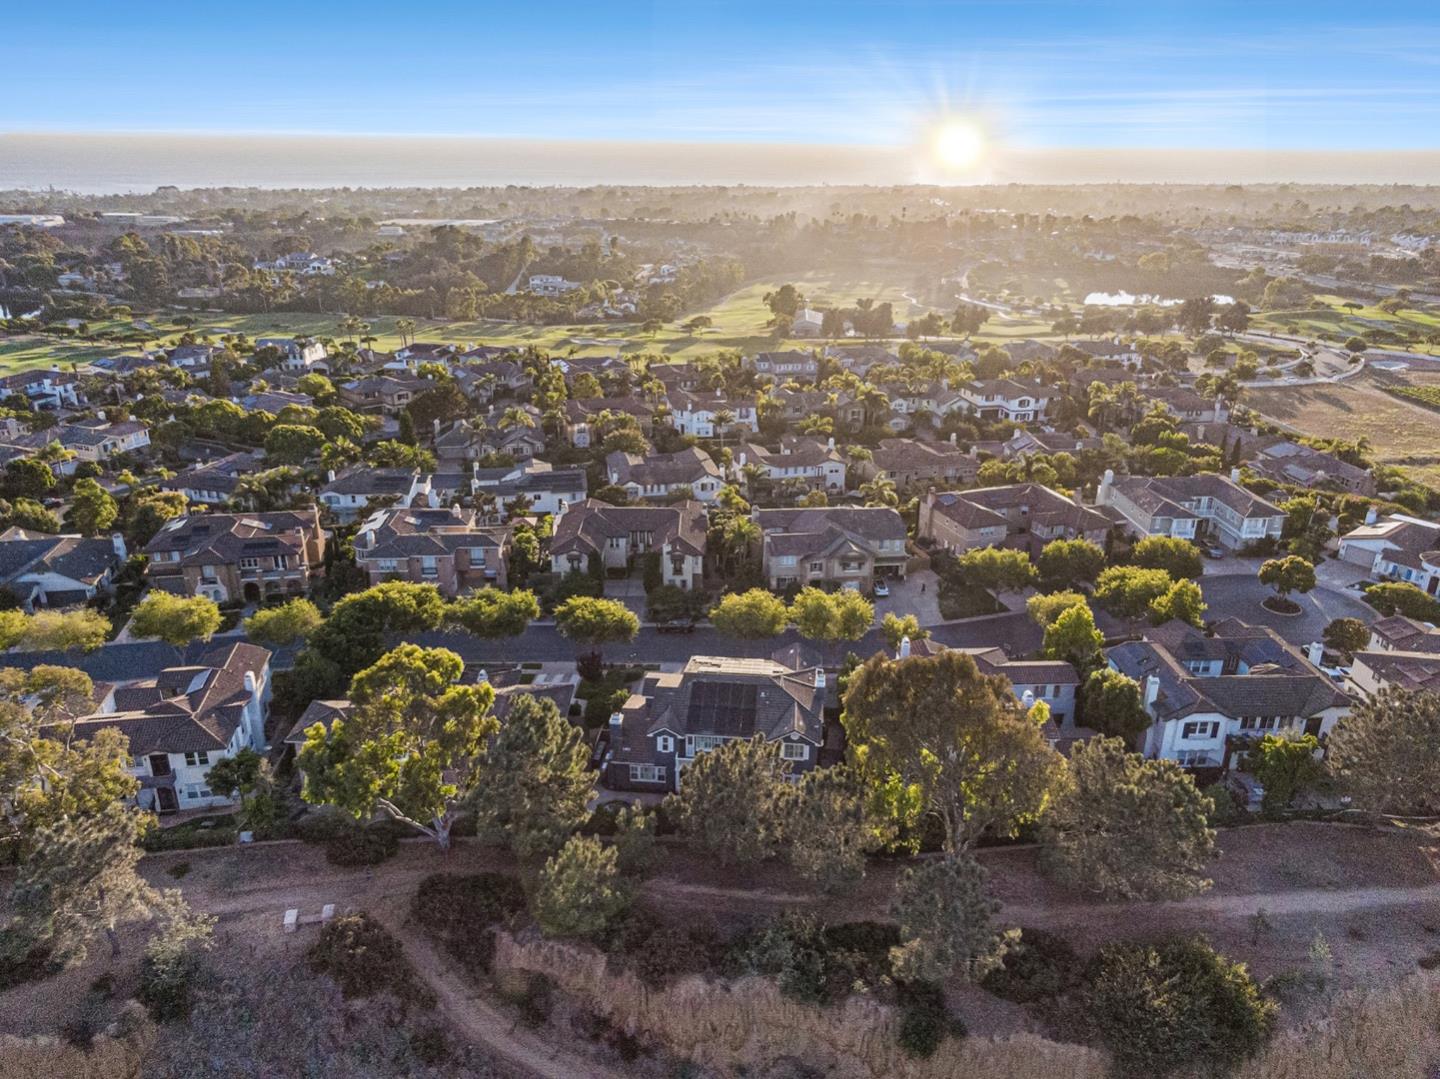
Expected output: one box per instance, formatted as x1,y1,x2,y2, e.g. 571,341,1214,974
808,561,824,573
200,564,218,581
628,764,666,783
686,734,729,755
780,742,808,761
239,557,259,570
421,556,438,578
378,559,398,574
184,751,210,767
657,735,674,754
184,785,213,801
1181,721,1218,740
1048,684,1059,698
1176,750,1215,767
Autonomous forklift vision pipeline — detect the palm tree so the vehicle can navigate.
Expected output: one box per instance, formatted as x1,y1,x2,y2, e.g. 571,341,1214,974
499,406,535,431
860,476,899,508
396,318,416,347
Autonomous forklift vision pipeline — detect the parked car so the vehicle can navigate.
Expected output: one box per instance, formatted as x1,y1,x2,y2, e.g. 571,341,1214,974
655,618,696,634
1224,771,1266,811
1202,544,1226,560
873,580,890,597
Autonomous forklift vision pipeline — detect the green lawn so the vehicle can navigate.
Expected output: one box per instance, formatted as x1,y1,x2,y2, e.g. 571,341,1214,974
1255,295,1440,348
1,270,1084,373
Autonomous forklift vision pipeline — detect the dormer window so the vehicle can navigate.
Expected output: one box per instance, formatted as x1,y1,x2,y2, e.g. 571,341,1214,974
657,735,674,754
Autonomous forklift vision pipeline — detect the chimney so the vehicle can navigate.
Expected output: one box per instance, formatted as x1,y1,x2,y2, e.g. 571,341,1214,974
1364,506,1379,526
433,418,441,435
949,432,957,445
475,668,489,685
827,436,836,450
1306,641,1325,667
1143,674,1160,710
737,451,747,468
898,634,911,659
1021,688,1035,712
814,667,826,689
609,711,624,730
428,490,439,508
327,469,336,483
1229,466,1241,484
1097,469,1115,505
111,533,127,561
451,503,463,518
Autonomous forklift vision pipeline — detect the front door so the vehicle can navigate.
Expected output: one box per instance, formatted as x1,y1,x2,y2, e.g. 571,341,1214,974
155,786,179,814
148,753,172,777
1304,716,1322,737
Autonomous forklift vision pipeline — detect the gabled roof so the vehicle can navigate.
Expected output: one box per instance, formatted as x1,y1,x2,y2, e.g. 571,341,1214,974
551,499,707,559
62,641,271,755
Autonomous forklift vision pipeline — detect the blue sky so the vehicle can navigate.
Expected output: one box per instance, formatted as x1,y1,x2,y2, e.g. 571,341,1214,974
7,0,1440,149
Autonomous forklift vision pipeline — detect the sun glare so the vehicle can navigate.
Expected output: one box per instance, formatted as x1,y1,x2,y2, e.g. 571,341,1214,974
931,118,986,171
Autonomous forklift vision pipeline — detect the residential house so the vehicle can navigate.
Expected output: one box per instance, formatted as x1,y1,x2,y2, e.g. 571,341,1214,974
1349,649,1440,697
144,508,327,603
1069,338,1142,368
1106,618,1350,766
791,309,825,337
601,653,826,792
0,528,127,610
955,379,1051,422
339,373,426,415
160,451,265,506
1096,469,1285,550
1250,440,1374,496
606,447,724,503
733,438,846,493
664,389,758,438
550,500,707,589
238,388,314,415
168,344,222,372
352,505,511,594
750,350,819,379
0,368,83,410
919,483,1109,553
907,636,1083,729
1002,429,1101,459
1366,615,1440,654
824,345,897,375
563,397,655,448
11,419,150,468
1148,387,1226,424
472,459,588,516
256,337,330,372
1337,511,1440,594
858,437,979,489
528,274,581,297
63,642,272,814
318,467,428,522
754,506,908,592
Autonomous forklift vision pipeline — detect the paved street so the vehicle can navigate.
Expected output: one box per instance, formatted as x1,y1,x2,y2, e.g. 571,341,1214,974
409,610,1041,670
1197,573,1377,646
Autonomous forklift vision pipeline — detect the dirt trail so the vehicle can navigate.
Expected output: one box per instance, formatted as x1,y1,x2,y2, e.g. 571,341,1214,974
381,915,627,1079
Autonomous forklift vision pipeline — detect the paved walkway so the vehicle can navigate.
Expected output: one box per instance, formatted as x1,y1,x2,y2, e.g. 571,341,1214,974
873,569,941,625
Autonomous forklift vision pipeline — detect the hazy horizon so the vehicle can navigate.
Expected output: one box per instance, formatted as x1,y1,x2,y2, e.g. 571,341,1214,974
6,134,1440,195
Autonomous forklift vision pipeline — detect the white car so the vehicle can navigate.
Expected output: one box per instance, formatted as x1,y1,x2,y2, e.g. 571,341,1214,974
873,580,890,597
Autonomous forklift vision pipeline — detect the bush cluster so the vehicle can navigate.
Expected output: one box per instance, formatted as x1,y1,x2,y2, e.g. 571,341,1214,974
979,927,1085,1004
324,826,399,867
413,872,527,973
307,912,433,1007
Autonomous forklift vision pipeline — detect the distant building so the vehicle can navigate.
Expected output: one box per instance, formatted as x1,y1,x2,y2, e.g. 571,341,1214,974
550,500,707,590
0,528,127,610
1337,511,1440,594
1096,469,1284,550
605,447,724,503
919,484,1110,553
352,505,512,594
144,508,328,603
755,506,907,593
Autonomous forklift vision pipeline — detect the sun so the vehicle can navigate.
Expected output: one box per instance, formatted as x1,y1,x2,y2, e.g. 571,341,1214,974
930,118,987,171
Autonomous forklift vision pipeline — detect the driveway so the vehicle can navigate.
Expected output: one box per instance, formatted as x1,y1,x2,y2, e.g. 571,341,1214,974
873,569,941,626
1197,573,1378,646
602,575,648,619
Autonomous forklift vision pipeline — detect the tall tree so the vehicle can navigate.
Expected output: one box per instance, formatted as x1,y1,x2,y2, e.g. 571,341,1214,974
298,644,497,848
468,694,591,859
1327,687,1440,814
787,764,872,893
1040,737,1216,900
532,835,631,939
243,597,323,645
1129,536,1204,579
842,652,1063,852
879,612,929,652
889,853,1011,983
10,804,164,962
447,588,540,639
1080,667,1151,742
1041,603,1104,669
130,592,222,646
65,478,118,536
1258,556,1316,605
789,587,874,642
664,734,793,864
1036,538,1106,588
553,596,639,665
710,589,790,639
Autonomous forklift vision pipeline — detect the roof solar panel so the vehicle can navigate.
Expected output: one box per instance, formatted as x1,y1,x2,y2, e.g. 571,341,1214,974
687,680,757,736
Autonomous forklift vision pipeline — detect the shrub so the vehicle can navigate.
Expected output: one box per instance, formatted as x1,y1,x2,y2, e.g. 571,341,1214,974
980,927,1085,1004
896,980,962,1058
533,835,631,939
324,826,399,867
1203,782,1247,827
0,928,55,991
412,872,527,935
307,913,432,1006
409,1026,449,1065
727,914,899,1006
1080,937,1276,1076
